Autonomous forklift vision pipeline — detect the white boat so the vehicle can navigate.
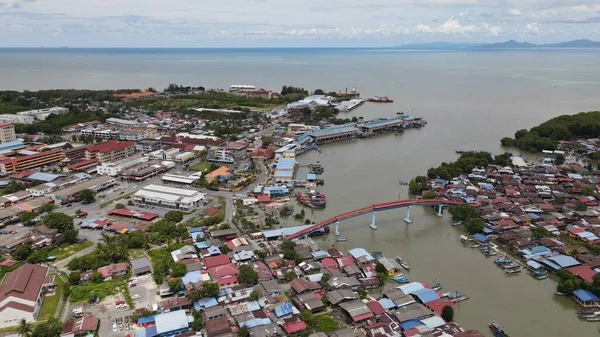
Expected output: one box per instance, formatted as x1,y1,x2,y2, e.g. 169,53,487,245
336,238,348,242
395,256,410,270
369,224,378,230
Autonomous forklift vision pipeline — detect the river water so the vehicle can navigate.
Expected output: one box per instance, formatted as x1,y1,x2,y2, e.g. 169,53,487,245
3,48,600,336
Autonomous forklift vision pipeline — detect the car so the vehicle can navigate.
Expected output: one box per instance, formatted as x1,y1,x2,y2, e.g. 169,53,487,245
66,204,72,207
131,294,140,299
117,317,123,324
120,324,124,331
116,303,126,308
124,316,129,323
125,325,130,331
112,324,118,333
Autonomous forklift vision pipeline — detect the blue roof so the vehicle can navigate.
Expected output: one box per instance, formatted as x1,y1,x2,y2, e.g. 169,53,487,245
573,289,600,302
412,288,440,303
274,302,293,317
311,251,330,259
182,271,203,285
348,248,374,261
306,273,323,282
195,241,209,249
137,315,156,325
481,227,494,234
378,298,396,309
0,140,25,153
361,118,403,128
0,181,9,187
397,282,425,295
207,246,221,255
135,325,157,337
246,301,262,312
400,319,423,329
26,172,61,182
276,158,295,170
308,126,358,138
190,227,204,233
473,233,489,243
306,173,317,180
546,255,580,268
527,260,542,270
190,232,204,241
531,246,550,254
193,297,218,310
241,318,272,328
155,310,189,334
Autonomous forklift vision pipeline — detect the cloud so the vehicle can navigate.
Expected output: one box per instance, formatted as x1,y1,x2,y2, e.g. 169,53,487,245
524,22,541,34
507,8,522,16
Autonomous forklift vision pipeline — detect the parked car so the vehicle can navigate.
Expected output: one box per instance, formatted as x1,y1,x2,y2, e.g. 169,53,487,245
131,294,140,299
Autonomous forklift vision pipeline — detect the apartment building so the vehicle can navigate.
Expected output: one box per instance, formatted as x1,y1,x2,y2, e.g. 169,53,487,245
0,123,16,144
0,148,65,174
85,140,135,163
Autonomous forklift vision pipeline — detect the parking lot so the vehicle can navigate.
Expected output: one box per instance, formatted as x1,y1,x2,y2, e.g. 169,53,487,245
71,295,133,337
130,274,160,310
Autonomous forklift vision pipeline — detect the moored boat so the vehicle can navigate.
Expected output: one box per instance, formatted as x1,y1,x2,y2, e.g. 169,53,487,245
368,96,393,103
391,275,409,283
336,238,347,242
452,221,463,226
489,320,510,337
395,256,410,270
295,191,326,209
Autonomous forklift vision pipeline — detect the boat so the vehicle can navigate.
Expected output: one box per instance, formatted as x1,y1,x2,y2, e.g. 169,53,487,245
295,191,326,209
554,291,567,296
530,269,547,280
371,252,385,259
395,256,410,270
368,96,393,103
455,150,467,154
577,308,600,319
336,238,347,242
489,320,510,337
471,244,481,249
452,221,463,226
315,179,324,185
391,275,410,283
369,223,378,230
431,282,443,291
503,264,522,274
482,248,498,257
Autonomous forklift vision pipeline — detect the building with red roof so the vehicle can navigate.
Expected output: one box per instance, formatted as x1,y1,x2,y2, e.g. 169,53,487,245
208,263,239,280
204,255,231,268
336,256,355,267
283,317,307,334
85,140,135,163
107,208,159,221
217,276,239,289
0,148,64,174
425,298,454,315
567,265,596,283
61,316,100,336
366,301,385,316
321,257,338,269
256,195,271,203
97,263,129,281
250,148,275,161
0,263,53,327
66,159,99,172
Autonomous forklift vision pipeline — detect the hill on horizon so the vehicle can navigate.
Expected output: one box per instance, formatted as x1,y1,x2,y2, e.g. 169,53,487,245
394,39,600,49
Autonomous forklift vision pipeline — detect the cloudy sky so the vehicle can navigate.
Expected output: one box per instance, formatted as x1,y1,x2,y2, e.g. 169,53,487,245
1,0,600,47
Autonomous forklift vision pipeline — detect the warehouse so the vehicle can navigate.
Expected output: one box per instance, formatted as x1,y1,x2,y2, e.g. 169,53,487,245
132,184,206,211
49,176,117,202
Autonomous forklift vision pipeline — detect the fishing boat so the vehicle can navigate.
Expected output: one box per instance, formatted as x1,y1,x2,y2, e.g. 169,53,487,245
554,291,567,296
368,96,393,103
471,244,481,249
391,275,409,283
315,179,324,186
431,282,443,291
336,238,347,242
395,256,410,270
452,221,463,226
503,264,522,274
489,320,510,337
455,150,466,154
371,252,385,259
494,257,511,266
295,191,326,209
482,248,498,257
577,308,600,319
530,269,547,280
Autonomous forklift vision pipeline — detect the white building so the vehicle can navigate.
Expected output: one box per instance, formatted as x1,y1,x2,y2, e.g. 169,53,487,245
0,264,53,328
8,107,70,123
97,154,149,176
0,123,16,144
161,173,202,185
208,148,235,163
175,132,220,141
0,114,35,124
26,173,90,197
133,184,206,211
105,117,140,127
148,149,195,163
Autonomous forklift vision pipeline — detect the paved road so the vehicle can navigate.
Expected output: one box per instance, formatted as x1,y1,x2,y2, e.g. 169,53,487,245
54,243,97,271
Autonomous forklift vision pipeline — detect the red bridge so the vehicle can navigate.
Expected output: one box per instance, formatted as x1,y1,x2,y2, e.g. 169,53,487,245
285,198,462,240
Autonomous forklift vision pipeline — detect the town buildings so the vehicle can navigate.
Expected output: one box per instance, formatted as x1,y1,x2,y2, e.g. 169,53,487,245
96,154,149,176
132,184,206,211
0,123,16,144
85,140,136,163
0,148,65,174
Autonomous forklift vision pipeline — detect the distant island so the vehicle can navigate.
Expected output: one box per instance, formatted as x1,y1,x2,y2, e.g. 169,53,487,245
393,39,600,50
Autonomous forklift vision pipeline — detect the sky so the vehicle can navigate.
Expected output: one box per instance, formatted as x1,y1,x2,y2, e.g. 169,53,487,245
1,0,600,47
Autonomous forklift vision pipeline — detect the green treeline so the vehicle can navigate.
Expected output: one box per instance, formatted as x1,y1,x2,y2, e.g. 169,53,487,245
501,111,600,152
14,110,108,135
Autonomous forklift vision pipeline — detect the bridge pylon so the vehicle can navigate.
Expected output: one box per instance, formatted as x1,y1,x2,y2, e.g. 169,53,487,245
403,206,413,224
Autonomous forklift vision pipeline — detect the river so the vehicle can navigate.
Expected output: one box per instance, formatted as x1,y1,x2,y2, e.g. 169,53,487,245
3,48,600,336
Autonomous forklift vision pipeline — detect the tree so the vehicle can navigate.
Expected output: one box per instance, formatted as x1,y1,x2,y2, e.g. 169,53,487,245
12,244,32,260
375,262,387,274
282,240,296,250
68,271,80,285
449,204,480,222
219,244,231,254
164,210,184,223
441,305,454,322
238,325,249,337
377,272,387,286
115,203,126,209
42,213,74,233
31,318,62,337
17,318,33,337
27,250,49,264
464,217,485,235
168,278,184,293
582,186,595,196
554,154,566,165
576,202,588,211
254,250,267,259
283,271,297,282
500,137,516,147
79,189,95,204
423,192,437,199
249,289,260,301
531,226,551,240
90,272,103,283
313,89,324,95
199,281,220,298
238,265,259,286
60,229,79,244
171,262,188,277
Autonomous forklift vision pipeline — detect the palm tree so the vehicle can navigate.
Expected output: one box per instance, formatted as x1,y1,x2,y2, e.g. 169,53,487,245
17,318,32,337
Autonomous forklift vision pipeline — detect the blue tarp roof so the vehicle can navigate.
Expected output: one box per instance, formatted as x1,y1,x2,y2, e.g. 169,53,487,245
193,297,218,310
412,288,440,303
378,298,396,309
182,271,203,285
473,233,489,243
573,289,600,302
274,302,293,317
241,318,272,328
481,227,494,234
311,251,330,259
527,260,542,270
25,172,61,182
195,241,209,249
400,319,423,329
137,315,156,325
135,325,158,337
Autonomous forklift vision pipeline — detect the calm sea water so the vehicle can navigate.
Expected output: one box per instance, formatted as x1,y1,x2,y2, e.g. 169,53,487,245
3,48,600,336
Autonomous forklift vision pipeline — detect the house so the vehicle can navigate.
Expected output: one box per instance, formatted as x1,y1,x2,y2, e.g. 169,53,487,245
294,292,325,312
339,300,374,324
204,255,232,268
204,305,229,321
327,289,359,306
257,280,283,296
0,264,53,328
130,257,152,276
31,225,58,239
283,317,307,335
159,297,193,313
328,276,361,290
97,263,129,281
205,316,236,337
377,257,403,276
61,316,100,337
289,278,321,294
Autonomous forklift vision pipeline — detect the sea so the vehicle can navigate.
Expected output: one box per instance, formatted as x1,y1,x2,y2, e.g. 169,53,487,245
2,47,600,336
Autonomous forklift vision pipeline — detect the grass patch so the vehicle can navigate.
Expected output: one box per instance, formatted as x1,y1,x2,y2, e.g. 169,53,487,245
128,249,146,258
69,276,128,304
48,241,94,261
38,274,65,320
314,314,338,333
189,161,212,172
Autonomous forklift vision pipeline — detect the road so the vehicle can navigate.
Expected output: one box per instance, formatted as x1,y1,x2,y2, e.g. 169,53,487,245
54,243,97,270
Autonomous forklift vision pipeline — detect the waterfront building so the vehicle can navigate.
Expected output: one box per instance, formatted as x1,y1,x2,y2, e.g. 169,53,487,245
85,140,136,163
0,264,54,328
274,157,296,183
0,140,25,154
377,257,403,276
359,118,404,135
0,148,64,174
307,126,359,144
96,154,148,176
132,184,206,211
0,123,16,144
